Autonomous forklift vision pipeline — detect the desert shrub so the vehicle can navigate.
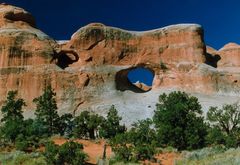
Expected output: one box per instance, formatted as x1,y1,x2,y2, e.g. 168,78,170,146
224,135,238,148
153,91,208,150
15,134,30,151
0,151,46,165
175,146,240,165
206,126,225,145
57,141,87,165
110,119,157,163
73,111,104,139
14,119,47,151
58,113,74,137
0,119,25,143
110,133,135,163
44,141,88,165
128,119,157,160
134,144,156,161
182,145,226,161
43,141,59,164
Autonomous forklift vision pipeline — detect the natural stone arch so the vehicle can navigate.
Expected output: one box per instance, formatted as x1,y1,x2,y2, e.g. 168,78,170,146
52,49,79,69
115,65,155,93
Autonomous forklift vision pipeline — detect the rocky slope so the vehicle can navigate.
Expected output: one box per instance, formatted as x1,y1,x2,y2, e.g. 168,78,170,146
1,3,240,125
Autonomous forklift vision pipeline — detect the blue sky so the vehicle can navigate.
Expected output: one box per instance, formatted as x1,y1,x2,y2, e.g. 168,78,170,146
128,68,154,86
3,0,240,50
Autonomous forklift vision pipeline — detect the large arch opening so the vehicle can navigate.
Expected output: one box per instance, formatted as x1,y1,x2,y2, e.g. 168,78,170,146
115,66,154,93
52,50,79,69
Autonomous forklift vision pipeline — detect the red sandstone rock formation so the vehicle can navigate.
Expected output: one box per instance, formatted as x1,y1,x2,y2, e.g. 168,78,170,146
65,22,206,67
206,43,240,68
217,43,240,67
133,81,151,92
0,4,240,119
0,4,56,68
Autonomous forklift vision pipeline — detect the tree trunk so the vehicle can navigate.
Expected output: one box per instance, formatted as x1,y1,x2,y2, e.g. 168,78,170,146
89,129,95,139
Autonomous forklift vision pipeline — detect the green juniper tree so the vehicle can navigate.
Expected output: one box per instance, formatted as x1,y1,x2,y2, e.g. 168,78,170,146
153,91,207,150
33,85,60,136
99,105,126,139
1,91,25,122
0,91,25,142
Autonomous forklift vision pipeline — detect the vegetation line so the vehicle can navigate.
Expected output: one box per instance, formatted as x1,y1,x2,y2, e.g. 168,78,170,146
0,86,240,164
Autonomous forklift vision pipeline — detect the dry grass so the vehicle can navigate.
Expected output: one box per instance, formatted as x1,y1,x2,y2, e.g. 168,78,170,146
176,146,240,165
0,151,46,165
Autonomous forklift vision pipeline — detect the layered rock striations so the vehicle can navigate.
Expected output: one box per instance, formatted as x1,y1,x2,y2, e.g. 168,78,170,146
1,4,240,123
66,22,205,66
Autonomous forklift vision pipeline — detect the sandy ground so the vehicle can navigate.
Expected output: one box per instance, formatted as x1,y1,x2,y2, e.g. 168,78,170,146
53,137,179,165
155,152,180,165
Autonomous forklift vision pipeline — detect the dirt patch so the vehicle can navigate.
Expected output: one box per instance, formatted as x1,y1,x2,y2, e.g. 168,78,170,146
53,137,180,165
156,152,180,165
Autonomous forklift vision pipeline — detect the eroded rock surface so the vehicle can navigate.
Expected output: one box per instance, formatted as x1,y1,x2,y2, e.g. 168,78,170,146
1,4,240,125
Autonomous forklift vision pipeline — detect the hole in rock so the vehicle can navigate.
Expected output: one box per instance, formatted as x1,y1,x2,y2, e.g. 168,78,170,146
205,53,221,68
115,67,154,93
53,50,79,69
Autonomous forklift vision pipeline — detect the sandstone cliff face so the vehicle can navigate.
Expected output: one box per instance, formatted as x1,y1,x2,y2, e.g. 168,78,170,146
0,4,56,68
63,23,210,93
65,23,205,66
1,4,240,124
0,3,57,106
